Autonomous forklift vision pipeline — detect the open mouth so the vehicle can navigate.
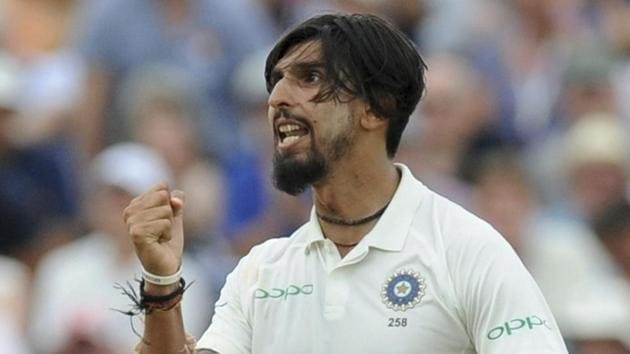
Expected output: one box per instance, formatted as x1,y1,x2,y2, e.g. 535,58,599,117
277,122,310,149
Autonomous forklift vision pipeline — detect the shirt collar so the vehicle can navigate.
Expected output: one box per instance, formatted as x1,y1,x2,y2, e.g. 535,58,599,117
300,163,426,253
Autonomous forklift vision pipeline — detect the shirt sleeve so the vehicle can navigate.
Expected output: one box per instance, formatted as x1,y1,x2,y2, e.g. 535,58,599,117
195,251,258,354
448,222,568,354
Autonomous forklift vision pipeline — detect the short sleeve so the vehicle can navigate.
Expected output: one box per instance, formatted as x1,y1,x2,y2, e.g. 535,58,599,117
449,224,568,353
196,250,258,353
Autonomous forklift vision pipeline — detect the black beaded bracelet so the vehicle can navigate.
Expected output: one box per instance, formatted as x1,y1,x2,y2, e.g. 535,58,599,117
140,278,187,313
114,277,192,339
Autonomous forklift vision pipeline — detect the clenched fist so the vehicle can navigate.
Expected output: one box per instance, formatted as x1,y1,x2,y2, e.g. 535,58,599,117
123,183,185,278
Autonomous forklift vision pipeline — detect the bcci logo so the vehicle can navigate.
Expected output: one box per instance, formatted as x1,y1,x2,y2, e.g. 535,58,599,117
381,269,426,311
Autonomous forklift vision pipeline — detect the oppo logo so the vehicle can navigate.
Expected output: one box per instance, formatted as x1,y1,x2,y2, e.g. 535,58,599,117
487,315,551,340
254,284,314,300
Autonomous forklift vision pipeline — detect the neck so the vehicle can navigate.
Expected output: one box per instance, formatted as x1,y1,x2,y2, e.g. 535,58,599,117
317,201,390,226
313,157,400,248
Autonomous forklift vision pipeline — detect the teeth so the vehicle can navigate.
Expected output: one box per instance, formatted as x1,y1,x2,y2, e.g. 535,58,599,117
278,124,301,133
282,136,300,144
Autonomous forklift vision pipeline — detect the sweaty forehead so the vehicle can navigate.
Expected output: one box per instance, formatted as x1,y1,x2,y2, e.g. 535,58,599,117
274,40,324,72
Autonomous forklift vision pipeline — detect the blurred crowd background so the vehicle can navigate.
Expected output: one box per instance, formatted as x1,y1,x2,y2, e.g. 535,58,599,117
0,0,628,353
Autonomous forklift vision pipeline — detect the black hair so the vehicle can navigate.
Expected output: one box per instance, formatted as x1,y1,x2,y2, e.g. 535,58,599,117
265,13,427,158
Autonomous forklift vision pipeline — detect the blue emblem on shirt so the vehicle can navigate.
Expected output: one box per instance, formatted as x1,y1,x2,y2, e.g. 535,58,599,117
381,269,426,311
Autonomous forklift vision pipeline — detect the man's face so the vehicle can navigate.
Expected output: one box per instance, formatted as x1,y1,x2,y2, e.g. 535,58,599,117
267,41,356,195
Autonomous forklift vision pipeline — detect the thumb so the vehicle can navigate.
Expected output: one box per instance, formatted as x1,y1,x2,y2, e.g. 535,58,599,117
170,190,185,244
170,189,186,218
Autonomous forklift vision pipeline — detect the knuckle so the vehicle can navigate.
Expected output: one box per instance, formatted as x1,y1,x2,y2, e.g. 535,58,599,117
161,219,173,229
128,225,142,240
122,206,133,222
155,190,170,204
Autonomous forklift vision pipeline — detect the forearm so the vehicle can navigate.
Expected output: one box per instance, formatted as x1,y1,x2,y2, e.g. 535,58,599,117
138,283,189,354
124,186,196,352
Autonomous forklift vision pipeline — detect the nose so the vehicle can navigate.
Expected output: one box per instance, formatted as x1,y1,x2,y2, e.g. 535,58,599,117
268,77,297,109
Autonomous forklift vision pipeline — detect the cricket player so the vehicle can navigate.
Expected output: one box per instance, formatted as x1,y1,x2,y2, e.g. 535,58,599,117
125,13,568,354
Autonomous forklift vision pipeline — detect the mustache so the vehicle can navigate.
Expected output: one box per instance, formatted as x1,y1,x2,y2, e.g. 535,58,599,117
274,108,309,125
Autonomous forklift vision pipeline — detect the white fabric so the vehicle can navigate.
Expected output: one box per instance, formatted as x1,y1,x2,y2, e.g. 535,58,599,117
197,164,567,354
28,233,213,353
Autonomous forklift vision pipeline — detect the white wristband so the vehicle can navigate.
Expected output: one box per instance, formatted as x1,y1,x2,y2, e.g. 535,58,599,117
142,265,183,285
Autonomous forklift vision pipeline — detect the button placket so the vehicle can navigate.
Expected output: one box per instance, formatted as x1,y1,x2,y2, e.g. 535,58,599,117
323,269,348,319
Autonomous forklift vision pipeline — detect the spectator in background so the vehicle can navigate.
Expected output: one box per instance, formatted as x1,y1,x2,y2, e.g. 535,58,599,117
120,65,238,294
0,0,85,148
573,198,630,351
559,46,617,124
333,0,427,42
0,0,85,272
462,0,581,145
0,0,84,223
0,53,78,269
255,0,428,42
593,199,630,281
397,53,498,206
0,59,35,352
0,0,78,60
563,115,628,220
74,0,275,158
469,149,537,257
524,46,620,204
598,0,630,127
564,194,630,354
28,143,212,354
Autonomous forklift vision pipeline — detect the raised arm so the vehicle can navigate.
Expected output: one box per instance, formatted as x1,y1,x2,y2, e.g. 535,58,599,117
123,183,190,353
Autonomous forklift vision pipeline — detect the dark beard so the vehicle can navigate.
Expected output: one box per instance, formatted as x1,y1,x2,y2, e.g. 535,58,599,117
272,149,327,196
272,115,354,196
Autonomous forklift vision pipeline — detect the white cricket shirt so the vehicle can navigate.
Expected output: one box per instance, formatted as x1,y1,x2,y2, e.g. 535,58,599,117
197,164,568,353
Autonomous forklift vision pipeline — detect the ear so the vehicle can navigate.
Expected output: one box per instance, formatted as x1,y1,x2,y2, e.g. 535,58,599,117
360,106,388,131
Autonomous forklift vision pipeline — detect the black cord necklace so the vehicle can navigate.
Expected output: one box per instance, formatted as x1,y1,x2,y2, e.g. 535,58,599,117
331,240,360,248
317,202,390,227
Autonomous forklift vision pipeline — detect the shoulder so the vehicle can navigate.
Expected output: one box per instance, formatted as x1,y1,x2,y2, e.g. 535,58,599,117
409,188,521,283
413,188,503,248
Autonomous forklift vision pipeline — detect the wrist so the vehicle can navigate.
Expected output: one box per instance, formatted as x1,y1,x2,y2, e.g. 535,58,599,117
140,278,187,313
142,264,182,286
143,281,180,296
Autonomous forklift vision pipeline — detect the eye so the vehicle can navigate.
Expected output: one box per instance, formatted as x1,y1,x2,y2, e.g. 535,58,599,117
303,70,322,85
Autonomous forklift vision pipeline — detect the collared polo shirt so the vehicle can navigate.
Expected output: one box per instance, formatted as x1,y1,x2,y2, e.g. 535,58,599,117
197,164,567,353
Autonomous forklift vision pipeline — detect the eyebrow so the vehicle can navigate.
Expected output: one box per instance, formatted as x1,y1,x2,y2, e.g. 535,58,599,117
270,60,326,81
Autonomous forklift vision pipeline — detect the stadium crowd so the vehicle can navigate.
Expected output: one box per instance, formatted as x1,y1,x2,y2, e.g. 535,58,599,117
0,0,628,353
